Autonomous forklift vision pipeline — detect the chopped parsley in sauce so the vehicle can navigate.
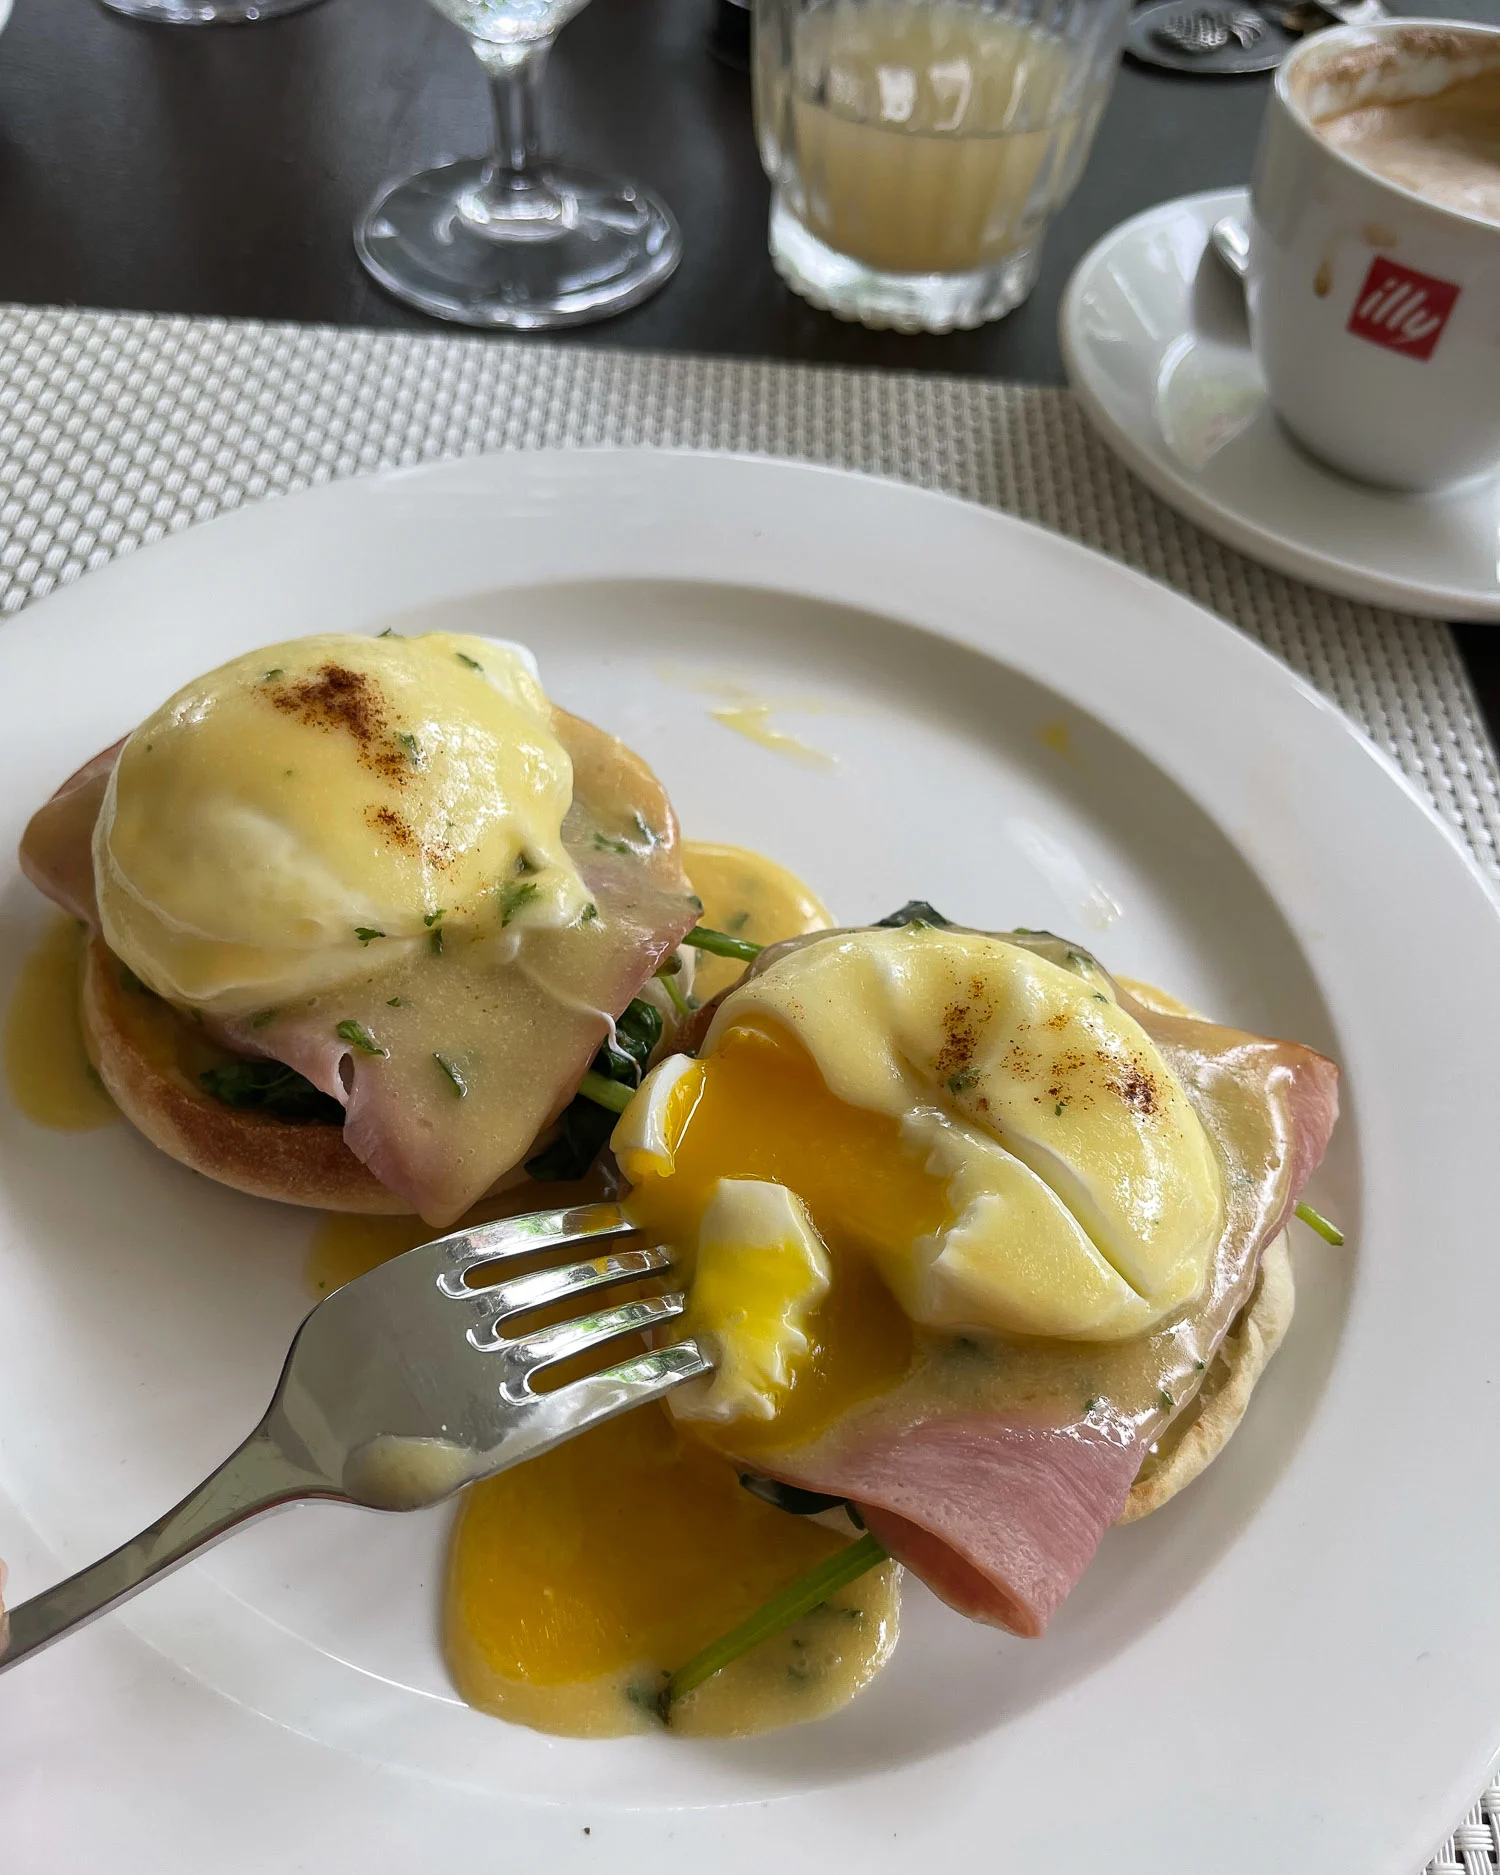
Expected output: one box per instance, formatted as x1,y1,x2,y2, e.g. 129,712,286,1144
335,1019,387,1056
498,879,540,926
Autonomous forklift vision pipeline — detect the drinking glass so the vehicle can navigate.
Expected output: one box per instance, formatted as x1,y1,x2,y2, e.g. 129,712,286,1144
754,0,1130,331
356,0,681,329
97,0,326,20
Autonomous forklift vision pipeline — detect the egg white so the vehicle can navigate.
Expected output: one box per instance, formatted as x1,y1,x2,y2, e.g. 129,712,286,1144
669,1179,832,1424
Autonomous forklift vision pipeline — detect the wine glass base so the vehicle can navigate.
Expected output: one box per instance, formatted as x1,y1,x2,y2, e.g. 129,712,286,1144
355,159,682,332
97,0,327,19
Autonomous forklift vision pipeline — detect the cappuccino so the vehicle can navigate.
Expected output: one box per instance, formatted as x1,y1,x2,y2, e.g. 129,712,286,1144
1251,20,1500,490
1316,65,1500,225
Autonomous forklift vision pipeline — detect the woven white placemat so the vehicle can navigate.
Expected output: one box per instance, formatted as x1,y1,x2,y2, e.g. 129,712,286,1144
0,301,1493,1870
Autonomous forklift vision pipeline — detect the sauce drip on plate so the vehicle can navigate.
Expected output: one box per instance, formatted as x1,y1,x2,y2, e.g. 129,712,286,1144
5,915,117,1130
680,840,831,1002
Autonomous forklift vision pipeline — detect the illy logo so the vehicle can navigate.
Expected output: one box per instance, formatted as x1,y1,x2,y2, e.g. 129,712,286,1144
1347,256,1460,362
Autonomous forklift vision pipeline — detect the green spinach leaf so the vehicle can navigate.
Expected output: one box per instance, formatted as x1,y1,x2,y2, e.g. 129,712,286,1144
525,997,663,1182
199,1059,344,1124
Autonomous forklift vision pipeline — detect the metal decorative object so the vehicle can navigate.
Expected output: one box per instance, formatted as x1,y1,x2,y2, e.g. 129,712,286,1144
1152,5,1266,53
1126,0,1297,73
1155,8,1230,51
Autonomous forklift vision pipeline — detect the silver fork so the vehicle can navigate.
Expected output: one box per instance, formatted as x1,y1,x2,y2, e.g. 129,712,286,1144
0,1202,706,1674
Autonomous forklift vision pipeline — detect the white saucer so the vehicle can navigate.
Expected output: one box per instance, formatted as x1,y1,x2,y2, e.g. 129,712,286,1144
1059,187,1500,621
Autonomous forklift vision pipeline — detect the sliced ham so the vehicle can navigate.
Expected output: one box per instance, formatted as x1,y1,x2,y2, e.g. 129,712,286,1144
19,740,120,923
791,1419,1142,1636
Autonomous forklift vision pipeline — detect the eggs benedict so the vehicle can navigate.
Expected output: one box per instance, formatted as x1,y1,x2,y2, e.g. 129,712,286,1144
19,631,700,1224
15,663,1341,1739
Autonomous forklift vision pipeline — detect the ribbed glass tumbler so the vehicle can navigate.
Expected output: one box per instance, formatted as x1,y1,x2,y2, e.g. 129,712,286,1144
753,0,1129,331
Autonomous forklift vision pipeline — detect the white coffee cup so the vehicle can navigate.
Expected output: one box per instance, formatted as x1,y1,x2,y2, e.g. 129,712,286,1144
1247,19,1500,492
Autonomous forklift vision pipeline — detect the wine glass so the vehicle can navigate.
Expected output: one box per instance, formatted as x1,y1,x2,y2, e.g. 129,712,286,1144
356,0,681,329
96,0,326,20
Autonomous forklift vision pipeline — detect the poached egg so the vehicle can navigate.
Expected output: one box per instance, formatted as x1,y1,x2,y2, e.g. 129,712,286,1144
614,926,1224,1430
94,632,589,1016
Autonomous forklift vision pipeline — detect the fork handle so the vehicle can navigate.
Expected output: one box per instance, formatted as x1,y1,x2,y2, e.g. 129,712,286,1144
0,1425,331,1674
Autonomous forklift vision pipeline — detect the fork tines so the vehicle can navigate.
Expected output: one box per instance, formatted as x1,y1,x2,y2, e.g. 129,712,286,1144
431,1201,639,1296
420,1203,710,1416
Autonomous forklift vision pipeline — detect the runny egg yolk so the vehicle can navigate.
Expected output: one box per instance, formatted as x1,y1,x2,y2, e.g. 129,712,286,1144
680,1180,831,1424
446,1406,899,1738
310,1164,902,1741
618,1022,926,1450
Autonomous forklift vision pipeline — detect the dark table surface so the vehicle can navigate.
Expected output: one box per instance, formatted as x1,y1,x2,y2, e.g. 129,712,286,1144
2,0,1498,725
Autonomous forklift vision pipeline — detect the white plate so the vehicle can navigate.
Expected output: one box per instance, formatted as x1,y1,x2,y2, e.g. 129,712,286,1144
1059,187,1500,621
0,449,1497,1874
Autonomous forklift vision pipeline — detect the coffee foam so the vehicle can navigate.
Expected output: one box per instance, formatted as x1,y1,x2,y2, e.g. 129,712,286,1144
1290,25,1500,125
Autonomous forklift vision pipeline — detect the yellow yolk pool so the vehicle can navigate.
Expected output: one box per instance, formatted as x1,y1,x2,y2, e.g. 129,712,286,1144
622,1023,923,1453
313,1196,898,1737
446,1406,898,1738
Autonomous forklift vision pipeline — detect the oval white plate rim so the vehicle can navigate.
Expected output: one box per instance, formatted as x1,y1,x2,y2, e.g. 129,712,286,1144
0,446,1497,1874
1058,184,1500,622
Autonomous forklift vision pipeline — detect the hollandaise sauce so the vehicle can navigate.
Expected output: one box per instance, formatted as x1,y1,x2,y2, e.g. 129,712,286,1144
680,840,832,1003
708,703,834,769
4,915,117,1129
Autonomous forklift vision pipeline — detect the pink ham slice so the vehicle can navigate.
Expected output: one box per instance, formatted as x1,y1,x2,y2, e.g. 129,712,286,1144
709,930,1341,1637
18,740,123,923
795,1420,1143,1637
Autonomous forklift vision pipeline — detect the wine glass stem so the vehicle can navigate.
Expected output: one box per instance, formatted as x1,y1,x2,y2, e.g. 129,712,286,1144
475,37,553,178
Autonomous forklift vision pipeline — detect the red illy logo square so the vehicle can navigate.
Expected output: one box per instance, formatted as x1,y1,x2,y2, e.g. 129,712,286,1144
1347,256,1461,361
